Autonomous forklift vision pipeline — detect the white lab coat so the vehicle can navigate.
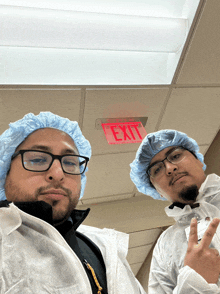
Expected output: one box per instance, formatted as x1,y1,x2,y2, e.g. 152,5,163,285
0,203,146,294
148,173,220,293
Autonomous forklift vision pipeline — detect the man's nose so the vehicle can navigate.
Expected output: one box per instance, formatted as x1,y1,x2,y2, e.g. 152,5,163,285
164,160,178,175
45,159,64,182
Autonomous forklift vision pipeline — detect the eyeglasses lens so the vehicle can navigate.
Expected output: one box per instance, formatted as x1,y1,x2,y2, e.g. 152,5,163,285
168,148,185,164
23,151,51,171
150,162,164,178
62,156,81,174
149,148,185,178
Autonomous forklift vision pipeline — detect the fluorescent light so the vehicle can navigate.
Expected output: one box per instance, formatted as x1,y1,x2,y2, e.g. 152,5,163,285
0,0,191,18
1,47,170,85
0,0,200,85
0,6,187,53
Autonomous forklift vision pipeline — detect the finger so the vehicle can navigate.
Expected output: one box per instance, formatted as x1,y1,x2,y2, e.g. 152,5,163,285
212,248,220,256
200,218,220,249
187,218,198,249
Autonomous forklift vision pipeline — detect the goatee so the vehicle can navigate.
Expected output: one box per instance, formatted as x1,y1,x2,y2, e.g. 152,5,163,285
179,185,199,202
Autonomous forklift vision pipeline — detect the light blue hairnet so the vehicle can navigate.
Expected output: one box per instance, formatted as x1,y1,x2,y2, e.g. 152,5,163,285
0,112,91,201
130,129,206,201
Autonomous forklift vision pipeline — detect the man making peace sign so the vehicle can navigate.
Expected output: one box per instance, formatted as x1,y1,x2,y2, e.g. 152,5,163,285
130,129,220,293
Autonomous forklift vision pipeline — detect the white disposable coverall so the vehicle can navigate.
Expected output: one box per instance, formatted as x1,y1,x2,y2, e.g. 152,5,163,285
148,173,220,293
0,203,146,294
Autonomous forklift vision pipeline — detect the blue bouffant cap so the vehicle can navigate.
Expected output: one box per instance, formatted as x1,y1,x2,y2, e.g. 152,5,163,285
130,129,206,200
0,112,91,201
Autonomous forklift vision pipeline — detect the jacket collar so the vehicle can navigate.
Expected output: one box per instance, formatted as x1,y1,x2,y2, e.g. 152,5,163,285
169,202,200,210
0,200,90,235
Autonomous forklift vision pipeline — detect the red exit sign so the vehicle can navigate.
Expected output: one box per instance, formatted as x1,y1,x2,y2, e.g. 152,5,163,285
102,122,147,144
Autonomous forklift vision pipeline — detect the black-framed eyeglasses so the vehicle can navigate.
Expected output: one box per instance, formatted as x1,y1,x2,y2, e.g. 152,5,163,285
11,150,89,175
147,147,186,179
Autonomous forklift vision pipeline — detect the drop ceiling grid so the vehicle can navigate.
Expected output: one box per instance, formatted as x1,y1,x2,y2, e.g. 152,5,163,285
127,242,155,275
81,192,134,205
129,228,162,248
127,243,152,265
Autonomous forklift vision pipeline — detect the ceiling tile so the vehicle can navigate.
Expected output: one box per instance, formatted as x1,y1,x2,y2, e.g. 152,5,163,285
83,152,137,199
177,0,220,85
83,88,169,155
199,145,209,155
0,89,82,134
127,244,152,265
82,193,133,205
130,263,143,276
159,88,220,145
129,228,162,248
79,195,174,233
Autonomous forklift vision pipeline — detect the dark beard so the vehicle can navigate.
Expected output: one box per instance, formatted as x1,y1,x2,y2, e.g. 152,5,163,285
179,185,199,203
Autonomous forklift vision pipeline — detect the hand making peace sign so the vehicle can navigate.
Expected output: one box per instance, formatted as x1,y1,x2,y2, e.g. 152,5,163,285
184,218,220,284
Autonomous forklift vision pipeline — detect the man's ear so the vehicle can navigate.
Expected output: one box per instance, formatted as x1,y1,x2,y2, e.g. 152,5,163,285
198,159,204,168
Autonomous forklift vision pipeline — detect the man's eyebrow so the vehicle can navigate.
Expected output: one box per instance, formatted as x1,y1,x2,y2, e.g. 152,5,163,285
28,145,78,155
164,146,177,157
148,146,178,170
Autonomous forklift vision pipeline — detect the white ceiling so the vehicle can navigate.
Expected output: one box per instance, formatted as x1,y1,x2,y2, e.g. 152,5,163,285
0,0,220,292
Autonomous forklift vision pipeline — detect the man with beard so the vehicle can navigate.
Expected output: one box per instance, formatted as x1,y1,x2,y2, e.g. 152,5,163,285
130,129,220,293
0,112,145,294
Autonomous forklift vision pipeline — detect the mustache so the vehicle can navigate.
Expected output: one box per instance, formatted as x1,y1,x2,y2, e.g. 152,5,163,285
35,185,72,198
169,172,188,186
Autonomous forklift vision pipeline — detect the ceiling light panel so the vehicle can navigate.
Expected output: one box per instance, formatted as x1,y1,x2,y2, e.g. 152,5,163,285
0,0,191,17
1,6,187,53
0,0,200,85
